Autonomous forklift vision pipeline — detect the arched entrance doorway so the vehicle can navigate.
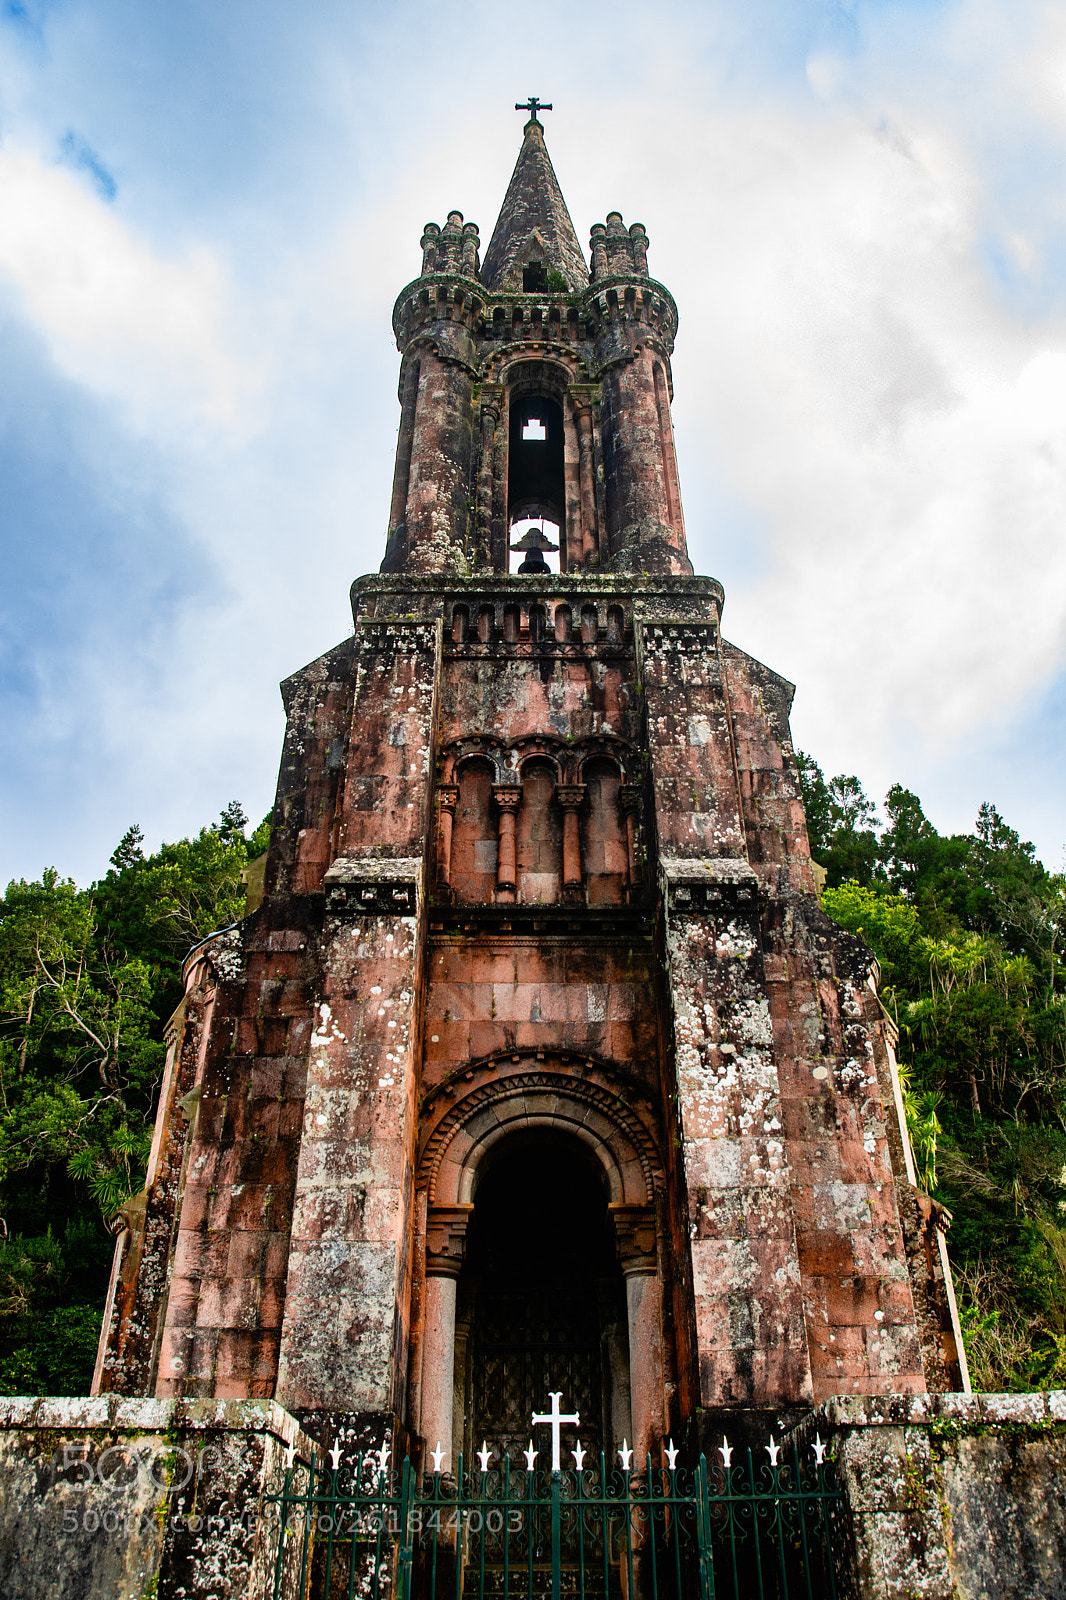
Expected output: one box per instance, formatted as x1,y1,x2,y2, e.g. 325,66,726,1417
412,1057,668,1473
454,1129,630,1466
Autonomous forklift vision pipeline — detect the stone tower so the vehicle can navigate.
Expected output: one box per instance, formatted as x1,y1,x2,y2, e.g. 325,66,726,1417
96,112,965,1464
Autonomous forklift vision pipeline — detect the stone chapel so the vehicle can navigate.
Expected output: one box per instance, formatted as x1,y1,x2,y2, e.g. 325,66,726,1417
94,108,967,1470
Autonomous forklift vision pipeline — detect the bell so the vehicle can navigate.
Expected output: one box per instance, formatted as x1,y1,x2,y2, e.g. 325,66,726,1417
511,521,558,574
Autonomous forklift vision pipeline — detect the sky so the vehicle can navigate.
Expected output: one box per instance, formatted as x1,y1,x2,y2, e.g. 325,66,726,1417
1,0,1065,886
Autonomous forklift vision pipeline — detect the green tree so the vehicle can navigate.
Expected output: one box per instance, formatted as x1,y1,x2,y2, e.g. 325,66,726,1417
0,801,268,1395
795,754,882,886
815,769,1066,1390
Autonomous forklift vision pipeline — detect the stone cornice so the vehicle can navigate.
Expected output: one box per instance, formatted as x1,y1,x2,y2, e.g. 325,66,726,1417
391,271,678,356
352,571,725,606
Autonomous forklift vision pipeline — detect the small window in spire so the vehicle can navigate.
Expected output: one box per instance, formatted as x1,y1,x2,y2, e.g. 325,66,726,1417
523,261,547,292
522,418,546,442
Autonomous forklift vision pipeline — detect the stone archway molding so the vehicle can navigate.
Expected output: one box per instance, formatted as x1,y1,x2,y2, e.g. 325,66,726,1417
418,1055,663,1208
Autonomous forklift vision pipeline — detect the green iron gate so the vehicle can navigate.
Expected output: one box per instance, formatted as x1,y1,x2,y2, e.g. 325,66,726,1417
264,1434,849,1600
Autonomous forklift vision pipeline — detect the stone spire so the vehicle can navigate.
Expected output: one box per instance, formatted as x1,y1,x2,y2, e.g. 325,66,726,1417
480,118,589,293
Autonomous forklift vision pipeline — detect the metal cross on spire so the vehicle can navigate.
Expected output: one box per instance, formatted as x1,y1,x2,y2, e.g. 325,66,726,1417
531,1391,579,1473
516,97,553,124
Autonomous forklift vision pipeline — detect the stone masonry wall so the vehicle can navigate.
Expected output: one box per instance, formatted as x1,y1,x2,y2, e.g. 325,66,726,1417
274,607,441,1423
639,600,931,1410
0,1397,313,1600
794,1392,1066,1600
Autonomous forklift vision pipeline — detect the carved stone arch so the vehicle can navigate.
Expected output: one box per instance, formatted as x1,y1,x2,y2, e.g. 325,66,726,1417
447,748,503,903
510,735,565,780
572,734,637,785
483,346,594,387
573,743,633,905
417,1054,663,1208
442,736,510,783
499,356,575,403
414,1053,669,1467
573,747,623,784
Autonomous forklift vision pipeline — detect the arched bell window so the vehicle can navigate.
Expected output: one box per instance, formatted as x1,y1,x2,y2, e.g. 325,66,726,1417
508,395,564,573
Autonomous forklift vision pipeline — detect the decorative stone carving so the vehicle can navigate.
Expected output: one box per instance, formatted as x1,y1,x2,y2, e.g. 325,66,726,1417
610,1202,658,1276
436,784,460,889
323,855,422,916
619,783,643,891
425,1204,474,1279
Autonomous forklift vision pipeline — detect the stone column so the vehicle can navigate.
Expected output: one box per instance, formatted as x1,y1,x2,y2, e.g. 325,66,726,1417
436,784,459,892
404,348,476,575
475,387,503,568
653,360,683,535
421,1205,472,1470
619,784,643,898
571,396,599,566
556,785,586,900
611,1204,663,1467
493,785,522,901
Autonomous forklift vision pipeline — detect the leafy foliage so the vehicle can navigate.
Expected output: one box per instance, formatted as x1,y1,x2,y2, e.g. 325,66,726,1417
0,804,268,1394
798,752,1066,1390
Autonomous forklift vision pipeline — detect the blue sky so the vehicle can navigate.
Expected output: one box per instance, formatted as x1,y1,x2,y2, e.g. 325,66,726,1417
2,0,1065,884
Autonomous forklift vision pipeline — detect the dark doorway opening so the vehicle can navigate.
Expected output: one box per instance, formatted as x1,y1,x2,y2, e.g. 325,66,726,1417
455,1131,630,1469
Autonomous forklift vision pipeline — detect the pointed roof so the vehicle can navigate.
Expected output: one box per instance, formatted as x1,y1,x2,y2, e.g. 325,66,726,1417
480,119,589,293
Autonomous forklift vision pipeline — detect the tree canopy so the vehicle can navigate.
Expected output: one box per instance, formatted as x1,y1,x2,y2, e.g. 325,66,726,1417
0,806,268,1394
798,754,1066,1390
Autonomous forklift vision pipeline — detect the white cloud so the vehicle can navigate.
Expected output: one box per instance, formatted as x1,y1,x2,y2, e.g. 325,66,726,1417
0,144,262,438
645,58,1066,807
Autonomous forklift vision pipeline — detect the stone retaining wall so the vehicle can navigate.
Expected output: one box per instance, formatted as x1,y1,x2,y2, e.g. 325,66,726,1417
2,1391,1063,1597
0,1396,314,1600
793,1391,1066,1600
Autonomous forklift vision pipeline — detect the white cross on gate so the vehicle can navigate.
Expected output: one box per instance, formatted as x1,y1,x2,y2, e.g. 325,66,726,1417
531,1392,580,1473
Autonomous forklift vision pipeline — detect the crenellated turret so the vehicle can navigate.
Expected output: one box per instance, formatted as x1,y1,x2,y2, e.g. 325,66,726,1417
590,216,650,280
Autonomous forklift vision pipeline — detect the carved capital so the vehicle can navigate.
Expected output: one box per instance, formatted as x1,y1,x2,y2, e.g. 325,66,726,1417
568,383,601,413
492,785,522,815
610,1202,658,1276
619,784,643,816
425,1204,474,1278
437,784,460,815
555,784,587,812
479,382,505,421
